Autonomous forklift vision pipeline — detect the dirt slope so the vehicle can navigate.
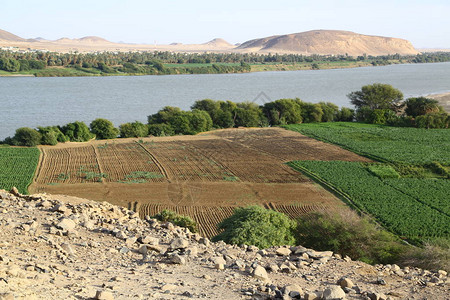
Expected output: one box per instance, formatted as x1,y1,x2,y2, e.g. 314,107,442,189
0,189,448,299
237,30,418,56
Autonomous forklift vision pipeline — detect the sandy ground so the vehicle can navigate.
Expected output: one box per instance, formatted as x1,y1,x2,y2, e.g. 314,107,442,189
428,92,450,113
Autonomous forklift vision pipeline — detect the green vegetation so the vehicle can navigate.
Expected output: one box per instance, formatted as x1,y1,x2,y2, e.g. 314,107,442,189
90,118,119,140
2,50,450,77
212,205,297,249
153,209,197,233
284,122,450,164
119,121,148,138
367,164,400,179
120,171,164,183
60,121,94,142
297,210,405,264
289,161,450,240
0,147,40,194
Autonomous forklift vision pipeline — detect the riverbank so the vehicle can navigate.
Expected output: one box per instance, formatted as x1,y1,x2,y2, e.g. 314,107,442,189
428,92,450,113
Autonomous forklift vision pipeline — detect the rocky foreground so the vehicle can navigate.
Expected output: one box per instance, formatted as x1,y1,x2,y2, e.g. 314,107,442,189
0,189,448,300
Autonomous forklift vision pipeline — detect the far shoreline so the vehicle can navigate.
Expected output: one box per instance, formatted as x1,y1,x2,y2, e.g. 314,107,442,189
427,92,450,113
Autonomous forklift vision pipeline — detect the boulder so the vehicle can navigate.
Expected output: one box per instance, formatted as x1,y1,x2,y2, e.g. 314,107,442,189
169,238,189,250
276,247,292,256
337,277,354,288
95,290,114,300
253,266,269,281
56,218,76,231
322,286,346,300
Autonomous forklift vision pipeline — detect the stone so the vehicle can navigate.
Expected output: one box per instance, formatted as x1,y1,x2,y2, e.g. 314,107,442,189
322,286,346,300
211,256,226,265
0,293,14,300
438,270,447,277
83,220,96,230
169,238,189,250
367,292,387,300
115,231,127,240
95,290,114,300
56,218,76,231
253,266,269,281
215,263,224,270
9,187,19,196
161,283,177,292
267,263,279,273
304,292,321,300
276,247,292,256
60,243,76,255
283,284,303,299
52,203,68,213
337,277,354,288
169,254,186,265
119,246,130,254
141,236,159,245
125,237,137,247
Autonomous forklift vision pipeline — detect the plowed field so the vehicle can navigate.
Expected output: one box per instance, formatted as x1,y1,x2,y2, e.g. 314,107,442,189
30,127,369,237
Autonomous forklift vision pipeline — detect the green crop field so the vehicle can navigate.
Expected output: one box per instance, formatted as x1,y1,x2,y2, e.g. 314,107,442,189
289,161,450,240
0,147,40,194
284,122,450,164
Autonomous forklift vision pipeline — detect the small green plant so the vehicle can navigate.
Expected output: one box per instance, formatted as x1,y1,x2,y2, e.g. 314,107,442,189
153,209,197,233
223,175,239,182
97,143,109,149
212,205,296,249
57,172,70,181
367,164,400,179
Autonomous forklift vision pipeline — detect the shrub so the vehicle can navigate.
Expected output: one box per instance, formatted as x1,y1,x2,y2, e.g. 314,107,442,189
235,102,266,127
90,118,119,139
367,164,400,179
38,126,69,145
263,99,302,125
212,206,296,249
336,107,355,122
415,113,449,129
10,127,42,147
319,102,339,122
119,121,148,138
60,121,94,142
296,209,405,264
399,238,450,272
148,123,175,136
405,97,443,117
153,209,197,233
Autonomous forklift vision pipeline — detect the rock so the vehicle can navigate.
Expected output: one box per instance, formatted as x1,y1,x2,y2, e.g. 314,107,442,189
376,278,387,285
169,254,186,265
83,220,96,230
215,263,224,270
60,243,76,255
283,284,303,299
276,247,292,256
438,270,447,277
56,218,76,231
119,246,130,254
337,277,354,288
95,290,114,300
52,203,68,213
161,283,177,292
253,266,269,281
125,237,137,247
140,236,159,245
115,231,128,240
367,292,387,300
306,250,333,259
322,286,346,300
169,238,189,250
9,187,19,196
266,263,279,273
304,292,321,300
211,256,226,265
0,293,14,300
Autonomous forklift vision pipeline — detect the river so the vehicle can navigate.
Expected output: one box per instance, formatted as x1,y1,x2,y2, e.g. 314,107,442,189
1,62,449,139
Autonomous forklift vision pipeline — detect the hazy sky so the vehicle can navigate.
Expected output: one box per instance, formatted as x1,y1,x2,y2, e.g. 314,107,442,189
3,0,450,48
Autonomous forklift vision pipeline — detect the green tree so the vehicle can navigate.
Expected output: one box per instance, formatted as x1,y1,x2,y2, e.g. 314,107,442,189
336,107,355,121
263,99,302,125
297,101,323,123
11,127,42,147
38,126,69,145
90,118,119,139
148,123,175,136
348,83,404,113
119,121,148,138
212,206,296,249
0,58,20,72
319,102,339,122
404,97,443,118
60,121,94,142
235,102,266,127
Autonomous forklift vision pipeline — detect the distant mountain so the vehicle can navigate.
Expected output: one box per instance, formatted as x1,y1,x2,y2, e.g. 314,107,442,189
0,28,26,42
237,30,418,56
202,38,233,47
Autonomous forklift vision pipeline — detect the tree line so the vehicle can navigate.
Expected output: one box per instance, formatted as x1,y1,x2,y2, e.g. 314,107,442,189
3,84,448,147
1,49,449,74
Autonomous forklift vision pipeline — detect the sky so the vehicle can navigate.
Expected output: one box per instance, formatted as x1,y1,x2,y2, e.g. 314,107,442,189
2,0,450,48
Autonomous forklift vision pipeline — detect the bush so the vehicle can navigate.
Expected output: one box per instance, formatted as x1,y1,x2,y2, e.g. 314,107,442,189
10,127,42,147
405,97,443,117
119,121,148,138
319,102,339,122
60,121,94,142
336,107,355,122
367,164,400,179
90,118,119,139
399,238,450,272
297,101,323,123
38,126,69,145
212,206,296,249
153,209,197,233
296,210,405,264
235,102,267,127
415,113,449,129
148,123,175,136
263,99,302,125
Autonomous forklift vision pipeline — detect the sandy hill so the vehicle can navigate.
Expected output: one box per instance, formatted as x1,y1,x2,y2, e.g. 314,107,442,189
237,30,418,56
202,38,233,47
0,28,25,42
0,188,448,299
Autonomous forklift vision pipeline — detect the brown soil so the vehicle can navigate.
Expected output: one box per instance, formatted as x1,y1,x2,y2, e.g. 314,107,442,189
30,127,368,236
